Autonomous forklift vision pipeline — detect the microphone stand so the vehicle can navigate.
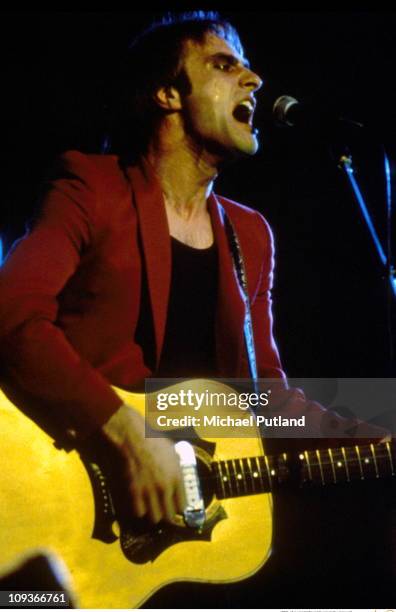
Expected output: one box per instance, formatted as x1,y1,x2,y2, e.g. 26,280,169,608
338,151,396,362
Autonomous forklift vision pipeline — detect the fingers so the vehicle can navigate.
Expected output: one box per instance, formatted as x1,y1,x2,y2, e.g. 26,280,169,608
130,479,182,524
160,483,178,523
101,405,187,524
174,478,186,515
130,483,147,519
127,462,185,524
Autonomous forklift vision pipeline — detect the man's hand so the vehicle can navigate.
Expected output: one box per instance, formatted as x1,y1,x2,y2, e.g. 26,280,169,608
101,403,185,524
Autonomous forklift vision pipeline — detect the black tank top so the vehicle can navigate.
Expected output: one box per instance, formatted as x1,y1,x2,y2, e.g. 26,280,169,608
156,237,218,378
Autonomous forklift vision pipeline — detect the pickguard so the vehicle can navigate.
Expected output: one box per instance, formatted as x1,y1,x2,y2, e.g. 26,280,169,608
120,505,227,564
82,432,227,563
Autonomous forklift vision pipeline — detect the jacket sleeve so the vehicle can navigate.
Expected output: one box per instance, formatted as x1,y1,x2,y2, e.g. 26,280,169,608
250,212,388,444
0,150,123,447
250,211,286,380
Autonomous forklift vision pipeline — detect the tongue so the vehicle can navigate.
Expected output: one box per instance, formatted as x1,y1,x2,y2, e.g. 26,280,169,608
233,105,251,124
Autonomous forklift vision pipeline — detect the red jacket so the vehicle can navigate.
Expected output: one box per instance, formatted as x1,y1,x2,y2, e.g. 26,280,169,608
0,151,285,444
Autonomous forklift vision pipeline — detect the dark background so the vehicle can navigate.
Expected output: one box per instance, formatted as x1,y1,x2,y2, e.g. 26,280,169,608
0,11,395,607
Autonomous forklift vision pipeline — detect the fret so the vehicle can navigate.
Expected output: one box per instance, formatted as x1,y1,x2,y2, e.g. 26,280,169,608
214,461,226,499
306,449,327,485
258,455,268,488
255,456,265,492
224,461,232,496
341,447,350,482
247,457,256,493
249,457,261,492
264,454,273,490
386,442,395,476
370,444,379,478
327,448,337,483
332,447,349,482
243,457,255,494
373,443,394,478
238,457,248,494
357,445,377,479
311,450,330,484
231,459,241,495
342,445,362,481
230,459,237,493
315,449,325,485
268,455,278,483
277,453,289,484
304,451,313,481
223,460,233,496
354,445,364,480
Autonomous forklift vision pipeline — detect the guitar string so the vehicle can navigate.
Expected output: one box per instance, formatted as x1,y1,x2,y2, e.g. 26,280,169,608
203,450,393,483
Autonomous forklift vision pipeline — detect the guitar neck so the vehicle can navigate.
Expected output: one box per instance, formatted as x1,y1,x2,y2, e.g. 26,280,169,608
212,440,395,499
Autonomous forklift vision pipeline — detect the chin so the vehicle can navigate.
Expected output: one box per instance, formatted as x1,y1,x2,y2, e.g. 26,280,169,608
205,133,259,164
229,127,259,156
242,142,259,156
235,136,260,157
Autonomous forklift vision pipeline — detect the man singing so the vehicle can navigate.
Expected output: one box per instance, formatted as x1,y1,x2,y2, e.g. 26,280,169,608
0,12,391,608
0,12,286,524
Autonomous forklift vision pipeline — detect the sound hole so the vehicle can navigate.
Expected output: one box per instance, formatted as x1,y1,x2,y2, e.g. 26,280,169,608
119,449,225,563
196,455,215,509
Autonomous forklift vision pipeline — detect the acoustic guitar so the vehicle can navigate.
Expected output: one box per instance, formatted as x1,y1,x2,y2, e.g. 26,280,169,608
0,379,394,608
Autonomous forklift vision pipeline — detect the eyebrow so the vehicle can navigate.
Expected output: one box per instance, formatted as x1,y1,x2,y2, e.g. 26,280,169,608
209,52,251,69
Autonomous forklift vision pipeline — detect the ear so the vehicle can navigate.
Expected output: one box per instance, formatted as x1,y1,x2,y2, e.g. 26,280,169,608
153,85,182,111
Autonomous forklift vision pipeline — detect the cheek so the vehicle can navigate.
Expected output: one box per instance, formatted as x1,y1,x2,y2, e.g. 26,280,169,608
188,95,219,128
210,83,222,104
183,84,231,136
206,81,228,116
189,80,224,114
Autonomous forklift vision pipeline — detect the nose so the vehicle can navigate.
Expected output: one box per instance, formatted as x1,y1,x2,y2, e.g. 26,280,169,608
240,66,263,93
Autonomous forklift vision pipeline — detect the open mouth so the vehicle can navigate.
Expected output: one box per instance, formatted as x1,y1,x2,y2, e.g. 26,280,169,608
232,100,255,128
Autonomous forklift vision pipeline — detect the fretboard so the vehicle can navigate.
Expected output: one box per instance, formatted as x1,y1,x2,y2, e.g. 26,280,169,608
212,440,395,499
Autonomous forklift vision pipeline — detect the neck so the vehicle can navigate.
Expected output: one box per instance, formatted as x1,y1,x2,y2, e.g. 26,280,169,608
146,127,219,221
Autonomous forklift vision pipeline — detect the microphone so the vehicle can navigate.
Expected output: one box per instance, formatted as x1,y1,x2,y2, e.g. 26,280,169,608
273,95,364,130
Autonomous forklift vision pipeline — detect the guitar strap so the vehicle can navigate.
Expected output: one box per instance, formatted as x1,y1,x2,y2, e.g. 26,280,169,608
220,205,259,395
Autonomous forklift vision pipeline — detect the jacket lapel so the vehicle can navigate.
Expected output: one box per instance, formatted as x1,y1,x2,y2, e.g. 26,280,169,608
125,162,171,369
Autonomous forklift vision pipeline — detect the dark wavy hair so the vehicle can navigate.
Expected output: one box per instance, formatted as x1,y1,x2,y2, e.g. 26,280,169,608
104,11,243,162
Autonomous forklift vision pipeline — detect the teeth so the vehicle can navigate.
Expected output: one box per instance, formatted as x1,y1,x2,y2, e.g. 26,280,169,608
238,100,254,112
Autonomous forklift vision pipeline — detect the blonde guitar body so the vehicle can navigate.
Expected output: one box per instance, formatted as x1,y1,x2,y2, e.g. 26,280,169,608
0,381,272,609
